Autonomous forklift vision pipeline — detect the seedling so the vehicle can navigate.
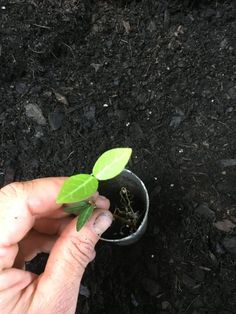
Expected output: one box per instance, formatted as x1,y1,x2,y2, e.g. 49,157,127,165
56,148,132,231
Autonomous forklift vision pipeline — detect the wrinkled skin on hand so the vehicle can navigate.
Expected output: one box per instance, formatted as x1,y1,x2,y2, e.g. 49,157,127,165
0,178,112,314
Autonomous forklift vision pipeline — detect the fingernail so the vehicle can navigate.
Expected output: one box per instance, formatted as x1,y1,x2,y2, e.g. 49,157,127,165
93,212,113,235
98,195,107,200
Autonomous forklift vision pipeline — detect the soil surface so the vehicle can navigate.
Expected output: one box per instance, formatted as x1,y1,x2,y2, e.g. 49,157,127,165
1,0,236,313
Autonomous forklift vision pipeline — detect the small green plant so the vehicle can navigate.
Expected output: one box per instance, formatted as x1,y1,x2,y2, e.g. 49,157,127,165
57,148,132,231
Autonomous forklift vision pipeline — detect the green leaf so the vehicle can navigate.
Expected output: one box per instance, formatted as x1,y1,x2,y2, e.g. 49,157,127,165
64,201,93,215
92,148,132,180
76,205,94,232
57,174,98,204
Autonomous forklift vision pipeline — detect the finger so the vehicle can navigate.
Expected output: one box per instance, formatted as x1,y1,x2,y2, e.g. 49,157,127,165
34,216,73,235
0,177,66,248
95,195,110,211
20,195,110,263
45,192,99,219
0,244,18,270
35,202,112,313
0,268,37,314
0,269,37,295
33,195,109,235
18,230,58,262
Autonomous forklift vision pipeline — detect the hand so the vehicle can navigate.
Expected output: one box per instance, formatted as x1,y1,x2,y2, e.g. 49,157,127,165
0,177,112,314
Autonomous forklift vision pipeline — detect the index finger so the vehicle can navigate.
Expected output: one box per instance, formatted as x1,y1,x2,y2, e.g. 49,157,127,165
0,177,66,247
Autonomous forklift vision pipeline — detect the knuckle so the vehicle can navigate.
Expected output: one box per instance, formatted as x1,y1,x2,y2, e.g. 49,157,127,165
0,182,35,212
67,236,96,268
0,182,24,199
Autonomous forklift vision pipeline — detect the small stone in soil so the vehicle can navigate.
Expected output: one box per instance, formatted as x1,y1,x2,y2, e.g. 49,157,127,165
84,105,96,121
227,86,236,99
25,103,46,125
220,159,236,167
169,115,184,128
220,38,228,49
79,284,90,298
195,203,215,220
215,242,226,255
91,63,102,72
35,126,44,138
131,294,139,307
162,301,171,310
221,237,236,256
15,82,28,94
54,91,69,106
147,20,156,32
214,219,236,232
48,112,64,130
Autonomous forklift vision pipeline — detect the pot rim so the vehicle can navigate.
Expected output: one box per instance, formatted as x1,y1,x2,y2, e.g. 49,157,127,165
100,169,149,244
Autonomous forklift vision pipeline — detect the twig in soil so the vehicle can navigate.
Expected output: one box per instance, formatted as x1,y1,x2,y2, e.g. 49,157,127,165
184,296,200,313
32,24,51,30
217,120,230,130
28,45,44,54
11,55,16,63
62,43,75,59
174,275,182,293
199,266,211,272
62,151,75,162
50,51,59,60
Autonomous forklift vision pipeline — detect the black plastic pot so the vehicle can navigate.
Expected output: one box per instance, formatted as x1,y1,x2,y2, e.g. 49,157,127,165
99,169,149,245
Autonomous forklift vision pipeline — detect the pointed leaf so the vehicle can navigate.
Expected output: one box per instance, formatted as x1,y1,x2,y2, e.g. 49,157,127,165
92,148,132,180
57,174,98,204
64,201,93,215
76,205,94,232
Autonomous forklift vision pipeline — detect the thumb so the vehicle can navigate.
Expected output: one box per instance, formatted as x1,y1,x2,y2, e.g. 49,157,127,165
35,207,113,313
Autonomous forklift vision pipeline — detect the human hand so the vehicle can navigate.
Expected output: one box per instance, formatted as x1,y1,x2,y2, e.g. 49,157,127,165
0,177,112,314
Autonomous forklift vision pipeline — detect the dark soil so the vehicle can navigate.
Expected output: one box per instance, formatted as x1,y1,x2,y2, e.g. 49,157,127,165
1,0,236,313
